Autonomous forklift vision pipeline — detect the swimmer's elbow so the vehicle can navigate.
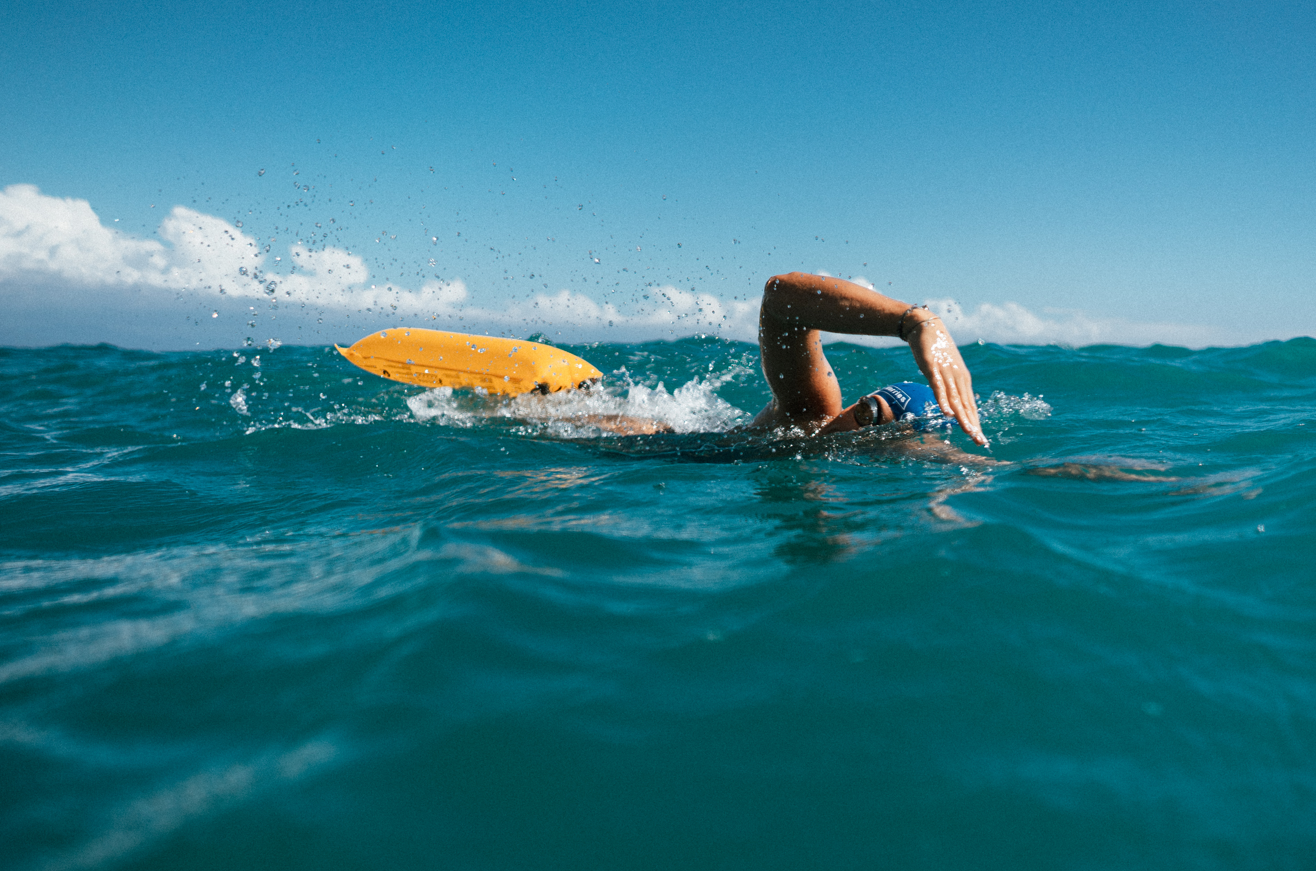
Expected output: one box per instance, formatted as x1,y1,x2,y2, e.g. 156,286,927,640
763,272,808,299
765,272,806,288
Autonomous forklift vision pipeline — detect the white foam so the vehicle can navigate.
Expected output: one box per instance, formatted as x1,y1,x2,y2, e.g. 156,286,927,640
406,373,748,436
979,391,1052,421
232,403,398,437
976,390,1052,445
405,386,481,429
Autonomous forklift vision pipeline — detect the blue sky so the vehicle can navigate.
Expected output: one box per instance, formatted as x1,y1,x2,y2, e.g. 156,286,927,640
2,0,1312,349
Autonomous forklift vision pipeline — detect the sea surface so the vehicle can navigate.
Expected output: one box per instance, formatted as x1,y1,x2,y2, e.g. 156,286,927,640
2,337,1315,870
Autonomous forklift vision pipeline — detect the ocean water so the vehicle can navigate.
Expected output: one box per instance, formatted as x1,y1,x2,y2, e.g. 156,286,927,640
2,337,1315,870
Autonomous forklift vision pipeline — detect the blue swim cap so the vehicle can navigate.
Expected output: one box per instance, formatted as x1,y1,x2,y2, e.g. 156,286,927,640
872,382,949,431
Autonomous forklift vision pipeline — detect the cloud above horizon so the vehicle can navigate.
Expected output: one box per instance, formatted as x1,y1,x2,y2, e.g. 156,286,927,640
1,184,1225,349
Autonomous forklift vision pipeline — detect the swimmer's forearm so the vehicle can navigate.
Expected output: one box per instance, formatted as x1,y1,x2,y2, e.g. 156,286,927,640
906,435,1010,466
761,272,935,337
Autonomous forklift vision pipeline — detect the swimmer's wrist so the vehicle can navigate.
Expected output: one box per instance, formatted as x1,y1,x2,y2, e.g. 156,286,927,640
895,304,926,341
901,311,940,342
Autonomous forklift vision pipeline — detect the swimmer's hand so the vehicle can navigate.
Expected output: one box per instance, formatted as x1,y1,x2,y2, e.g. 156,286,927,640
904,312,986,446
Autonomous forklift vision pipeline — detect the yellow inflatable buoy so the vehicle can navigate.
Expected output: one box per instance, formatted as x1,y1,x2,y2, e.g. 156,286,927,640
335,328,603,396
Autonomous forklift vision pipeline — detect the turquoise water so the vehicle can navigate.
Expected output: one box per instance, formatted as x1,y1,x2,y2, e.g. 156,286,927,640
3,338,1315,870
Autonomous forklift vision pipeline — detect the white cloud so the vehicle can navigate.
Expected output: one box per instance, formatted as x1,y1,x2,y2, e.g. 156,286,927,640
0,183,468,315
506,285,758,337
156,207,262,292
0,184,170,286
0,185,761,346
388,285,760,341
925,298,1224,348
0,184,1226,349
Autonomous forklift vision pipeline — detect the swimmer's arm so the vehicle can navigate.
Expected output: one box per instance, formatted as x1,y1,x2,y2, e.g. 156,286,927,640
760,273,985,445
756,273,910,429
754,275,849,430
761,272,913,335
566,414,673,435
1025,462,1178,482
901,434,1010,466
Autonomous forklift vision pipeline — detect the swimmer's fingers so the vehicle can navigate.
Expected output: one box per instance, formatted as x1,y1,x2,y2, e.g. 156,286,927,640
929,367,985,445
910,320,986,446
942,355,983,442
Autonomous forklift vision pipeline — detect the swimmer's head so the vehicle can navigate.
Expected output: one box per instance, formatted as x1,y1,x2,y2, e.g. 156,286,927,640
864,382,949,431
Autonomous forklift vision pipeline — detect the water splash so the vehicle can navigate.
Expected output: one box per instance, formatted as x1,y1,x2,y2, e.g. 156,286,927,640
405,374,747,436
979,390,1052,421
977,390,1051,445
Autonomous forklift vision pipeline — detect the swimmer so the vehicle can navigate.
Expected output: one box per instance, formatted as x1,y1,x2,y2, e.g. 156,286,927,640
740,274,1183,479
563,271,986,445
749,272,987,446
566,275,1173,481
584,274,1195,485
